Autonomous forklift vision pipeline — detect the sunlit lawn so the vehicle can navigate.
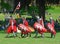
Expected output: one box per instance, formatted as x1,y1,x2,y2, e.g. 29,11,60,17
0,31,60,44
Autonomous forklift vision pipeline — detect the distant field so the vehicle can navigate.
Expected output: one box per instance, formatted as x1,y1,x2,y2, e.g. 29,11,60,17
45,5,60,21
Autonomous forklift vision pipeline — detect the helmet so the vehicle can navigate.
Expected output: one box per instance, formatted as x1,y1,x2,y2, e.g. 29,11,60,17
36,16,40,19
50,17,52,19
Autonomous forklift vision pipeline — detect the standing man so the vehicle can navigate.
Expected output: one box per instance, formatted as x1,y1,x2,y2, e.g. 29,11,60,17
47,22,56,38
34,16,47,38
22,17,32,37
22,17,29,37
49,16,56,38
22,17,29,26
50,16,55,27
6,16,17,38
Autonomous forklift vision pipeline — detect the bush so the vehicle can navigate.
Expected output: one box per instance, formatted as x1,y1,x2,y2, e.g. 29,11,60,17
1,2,11,11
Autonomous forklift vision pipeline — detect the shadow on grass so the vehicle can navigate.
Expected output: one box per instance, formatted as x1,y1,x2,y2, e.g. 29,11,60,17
33,36,45,38
45,36,51,38
33,36,52,38
0,30,5,34
5,35,18,38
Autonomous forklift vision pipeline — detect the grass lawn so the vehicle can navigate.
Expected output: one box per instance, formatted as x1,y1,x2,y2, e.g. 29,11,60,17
0,31,60,44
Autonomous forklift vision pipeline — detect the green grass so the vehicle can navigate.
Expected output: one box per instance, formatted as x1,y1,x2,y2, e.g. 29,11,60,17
45,13,60,21
0,31,60,44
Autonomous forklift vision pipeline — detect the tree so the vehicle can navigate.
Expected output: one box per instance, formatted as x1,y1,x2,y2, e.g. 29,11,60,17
37,0,45,21
14,0,45,20
1,0,11,12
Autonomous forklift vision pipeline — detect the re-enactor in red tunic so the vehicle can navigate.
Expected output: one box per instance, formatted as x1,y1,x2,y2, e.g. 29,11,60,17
18,17,32,37
34,16,47,37
6,16,17,38
47,23,56,38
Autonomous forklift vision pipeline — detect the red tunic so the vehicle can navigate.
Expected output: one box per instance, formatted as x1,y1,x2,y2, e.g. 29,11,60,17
38,18,44,27
18,24,31,34
34,22,47,34
7,19,17,34
23,20,28,26
51,20,54,28
47,23,56,35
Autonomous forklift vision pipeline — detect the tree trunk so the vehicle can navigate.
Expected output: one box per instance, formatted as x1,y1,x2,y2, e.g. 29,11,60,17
37,0,45,21
31,0,37,18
